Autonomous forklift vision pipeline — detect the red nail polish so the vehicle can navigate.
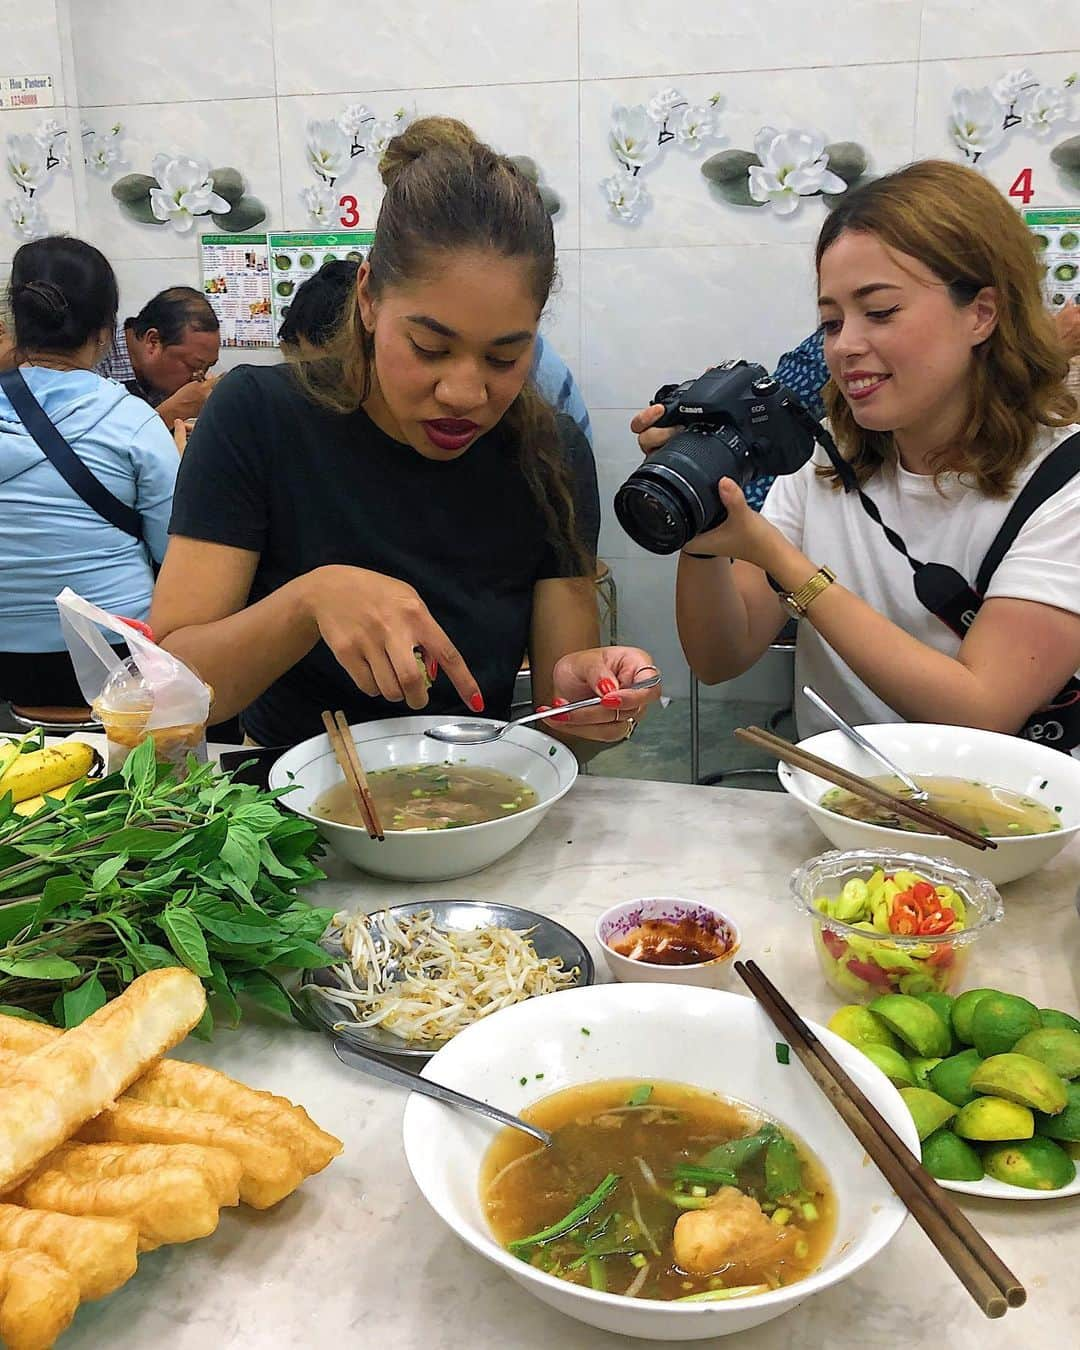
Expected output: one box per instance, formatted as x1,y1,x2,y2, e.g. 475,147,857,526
554,713,571,723
553,696,569,707
536,705,551,714
600,693,622,708
469,693,485,713
428,660,438,680
597,677,617,695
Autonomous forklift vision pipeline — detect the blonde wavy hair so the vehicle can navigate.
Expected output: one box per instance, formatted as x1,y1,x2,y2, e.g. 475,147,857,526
287,116,592,576
815,159,1078,494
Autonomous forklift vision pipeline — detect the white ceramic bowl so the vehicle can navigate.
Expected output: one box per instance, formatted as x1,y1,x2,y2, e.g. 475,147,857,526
777,723,1080,885
268,715,578,881
595,897,741,988
403,983,917,1341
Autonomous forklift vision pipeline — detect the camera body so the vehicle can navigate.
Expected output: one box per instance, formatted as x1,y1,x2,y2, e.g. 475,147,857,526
613,359,817,555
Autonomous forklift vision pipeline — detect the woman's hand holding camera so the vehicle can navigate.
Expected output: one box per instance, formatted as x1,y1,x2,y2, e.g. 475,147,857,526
302,565,483,713
629,402,781,568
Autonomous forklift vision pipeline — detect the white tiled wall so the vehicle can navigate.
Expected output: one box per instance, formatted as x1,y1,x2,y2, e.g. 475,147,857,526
3,1,1079,699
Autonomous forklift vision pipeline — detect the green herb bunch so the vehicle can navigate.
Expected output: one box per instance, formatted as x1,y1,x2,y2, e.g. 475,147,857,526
0,738,333,1037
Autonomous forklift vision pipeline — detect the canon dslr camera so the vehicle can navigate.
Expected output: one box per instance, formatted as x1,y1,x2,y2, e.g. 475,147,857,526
613,359,817,555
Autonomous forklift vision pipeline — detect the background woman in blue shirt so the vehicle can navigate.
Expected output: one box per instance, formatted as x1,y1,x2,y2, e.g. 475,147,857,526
0,237,179,708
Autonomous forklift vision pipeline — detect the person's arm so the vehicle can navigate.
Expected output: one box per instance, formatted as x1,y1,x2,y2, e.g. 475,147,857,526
130,415,181,566
528,577,660,753
676,554,787,683
152,541,483,726
155,376,217,428
679,477,1080,733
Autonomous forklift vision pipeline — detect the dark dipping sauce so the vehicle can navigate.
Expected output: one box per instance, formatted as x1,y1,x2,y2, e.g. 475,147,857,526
611,916,737,966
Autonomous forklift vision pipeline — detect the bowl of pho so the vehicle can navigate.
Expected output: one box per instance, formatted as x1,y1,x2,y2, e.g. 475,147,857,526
269,715,578,881
777,723,1080,885
402,983,917,1340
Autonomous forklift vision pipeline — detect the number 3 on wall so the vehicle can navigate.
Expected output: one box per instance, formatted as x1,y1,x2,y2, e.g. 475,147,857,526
1008,169,1034,206
338,194,360,227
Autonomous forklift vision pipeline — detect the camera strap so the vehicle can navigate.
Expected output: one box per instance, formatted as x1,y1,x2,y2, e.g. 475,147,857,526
811,421,1080,753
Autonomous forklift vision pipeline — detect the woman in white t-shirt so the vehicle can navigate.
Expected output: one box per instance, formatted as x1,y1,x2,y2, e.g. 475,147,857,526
633,159,1080,740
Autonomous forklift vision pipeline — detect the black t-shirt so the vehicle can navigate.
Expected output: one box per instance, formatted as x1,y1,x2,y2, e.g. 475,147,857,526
168,364,600,745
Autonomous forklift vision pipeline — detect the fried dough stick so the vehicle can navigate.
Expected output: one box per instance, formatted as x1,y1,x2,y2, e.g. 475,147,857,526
0,1204,137,1301
0,970,206,1194
0,1014,342,1182
13,1148,239,1254
0,1249,79,1350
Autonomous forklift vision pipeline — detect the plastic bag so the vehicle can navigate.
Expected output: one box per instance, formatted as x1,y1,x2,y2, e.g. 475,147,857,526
55,588,212,774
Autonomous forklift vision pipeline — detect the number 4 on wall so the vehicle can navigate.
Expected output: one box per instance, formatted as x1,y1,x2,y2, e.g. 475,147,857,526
339,194,360,227
1008,169,1035,206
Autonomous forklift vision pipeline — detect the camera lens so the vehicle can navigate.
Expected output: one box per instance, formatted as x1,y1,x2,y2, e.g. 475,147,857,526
614,427,742,555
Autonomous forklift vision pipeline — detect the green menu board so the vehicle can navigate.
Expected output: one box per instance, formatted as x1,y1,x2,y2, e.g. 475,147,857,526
267,231,375,336
1023,207,1080,316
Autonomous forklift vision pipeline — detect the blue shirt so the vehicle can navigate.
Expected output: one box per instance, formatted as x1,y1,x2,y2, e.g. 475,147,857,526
744,328,829,510
531,334,593,445
0,368,178,652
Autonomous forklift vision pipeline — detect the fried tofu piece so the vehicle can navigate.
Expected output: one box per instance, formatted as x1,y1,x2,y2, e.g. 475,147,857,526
125,1060,342,1177
0,970,206,1195
0,1248,79,1350
0,1204,137,1301
673,1187,797,1275
78,1102,303,1209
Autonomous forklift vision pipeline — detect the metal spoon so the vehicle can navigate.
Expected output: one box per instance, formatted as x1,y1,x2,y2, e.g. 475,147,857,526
802,685,928,802
424,671,663,745
334,1039,552,1147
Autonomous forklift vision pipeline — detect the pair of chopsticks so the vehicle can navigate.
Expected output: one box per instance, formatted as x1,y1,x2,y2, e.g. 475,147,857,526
735,725,995,852
736,959,1024,1318
320,710,384,841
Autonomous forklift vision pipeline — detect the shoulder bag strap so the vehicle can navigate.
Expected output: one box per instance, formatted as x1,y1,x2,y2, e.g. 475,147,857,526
974,429,1080,595
0,366,144,542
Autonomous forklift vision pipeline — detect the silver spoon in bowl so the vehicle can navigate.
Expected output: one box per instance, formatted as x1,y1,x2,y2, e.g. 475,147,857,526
424,671,663,746
802,685,928,803
334,1039,551,1146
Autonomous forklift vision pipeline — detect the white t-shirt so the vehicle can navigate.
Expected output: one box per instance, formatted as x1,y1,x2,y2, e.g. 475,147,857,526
761,423,1080,737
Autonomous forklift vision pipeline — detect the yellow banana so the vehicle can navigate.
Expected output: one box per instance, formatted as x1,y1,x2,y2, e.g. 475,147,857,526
0,742,97,805
12,780,79,817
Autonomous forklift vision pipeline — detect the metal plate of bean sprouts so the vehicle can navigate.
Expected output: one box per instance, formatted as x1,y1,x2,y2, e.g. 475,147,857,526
301,899,594,1060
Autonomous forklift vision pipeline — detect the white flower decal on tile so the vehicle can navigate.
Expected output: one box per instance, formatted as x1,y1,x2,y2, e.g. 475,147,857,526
603,88,723,223
149,155,232,233
5,119,127,241
949,67,1077,166
306,118,352,183
747,128,848,214
6,193,44,240
602,167,648,221
301,183,338,226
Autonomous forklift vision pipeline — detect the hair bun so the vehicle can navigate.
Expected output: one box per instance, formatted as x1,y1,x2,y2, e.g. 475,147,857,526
378,116,480,188
14,279,69,331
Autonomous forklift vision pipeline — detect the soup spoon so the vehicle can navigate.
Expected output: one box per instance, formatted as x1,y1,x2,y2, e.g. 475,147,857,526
334,1039,552,1147
802,686,928,803
424,671,663,746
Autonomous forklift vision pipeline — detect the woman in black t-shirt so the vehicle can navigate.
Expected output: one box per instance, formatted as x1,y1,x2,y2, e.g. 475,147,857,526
153,118,659,748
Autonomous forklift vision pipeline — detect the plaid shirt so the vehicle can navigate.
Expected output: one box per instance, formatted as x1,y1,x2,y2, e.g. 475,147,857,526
97,323,135,384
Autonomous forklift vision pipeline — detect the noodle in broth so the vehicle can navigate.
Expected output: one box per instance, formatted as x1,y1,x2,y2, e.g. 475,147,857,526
313,763,538,831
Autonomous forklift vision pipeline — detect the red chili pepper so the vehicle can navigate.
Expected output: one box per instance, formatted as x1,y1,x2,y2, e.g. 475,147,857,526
911,881,936,905
927,944,955,968
888,902,920,936
919,909,956,936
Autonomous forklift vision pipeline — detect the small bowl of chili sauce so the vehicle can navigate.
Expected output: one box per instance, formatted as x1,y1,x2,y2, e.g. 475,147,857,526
595,898,741,988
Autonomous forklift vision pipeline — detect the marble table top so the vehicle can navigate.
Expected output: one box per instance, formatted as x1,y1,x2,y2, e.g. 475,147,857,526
55,770,1080,1349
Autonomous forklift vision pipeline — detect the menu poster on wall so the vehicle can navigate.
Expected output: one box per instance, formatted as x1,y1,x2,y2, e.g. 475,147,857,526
267,231,375,335
199,235,274,347
1023,208,1080,317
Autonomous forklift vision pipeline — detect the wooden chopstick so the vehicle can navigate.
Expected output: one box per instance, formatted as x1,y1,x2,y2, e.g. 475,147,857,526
320,710,384,841
735,724,995,851
735,959,1025,1317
